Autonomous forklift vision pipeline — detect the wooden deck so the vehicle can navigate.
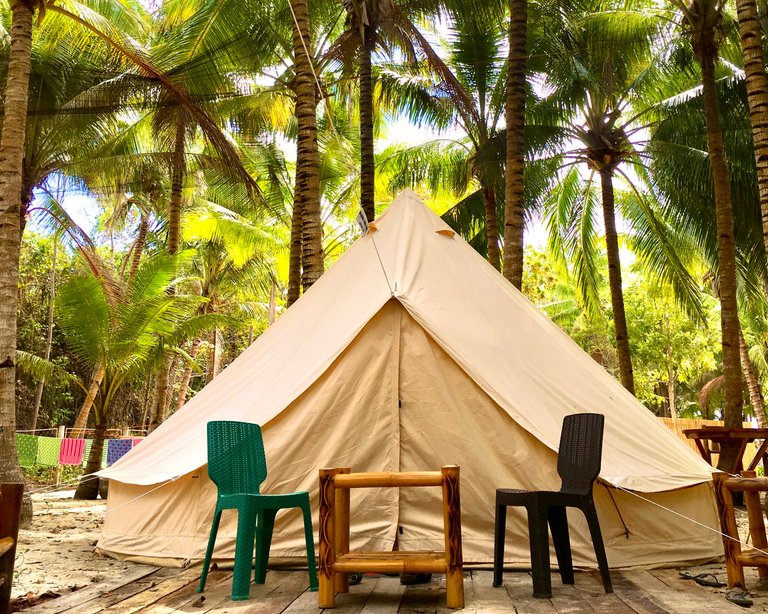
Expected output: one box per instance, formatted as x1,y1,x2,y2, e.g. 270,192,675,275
18,566,759,613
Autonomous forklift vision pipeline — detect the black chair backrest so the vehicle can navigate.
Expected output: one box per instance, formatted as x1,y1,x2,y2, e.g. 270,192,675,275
557,413,604,495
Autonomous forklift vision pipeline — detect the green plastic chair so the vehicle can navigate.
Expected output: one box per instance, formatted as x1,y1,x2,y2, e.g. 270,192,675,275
197,420,318,600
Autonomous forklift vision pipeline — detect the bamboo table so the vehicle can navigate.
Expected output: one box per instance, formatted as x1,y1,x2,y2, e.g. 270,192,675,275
317,466,464,609
683,427,768,473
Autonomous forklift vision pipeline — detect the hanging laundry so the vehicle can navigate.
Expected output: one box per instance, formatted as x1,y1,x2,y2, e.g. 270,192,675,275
82,439,94,468
106,439,133,466
100,443,108,470
131,438,143,448
58,438,86,465
16,434,38,467
36,436,62,467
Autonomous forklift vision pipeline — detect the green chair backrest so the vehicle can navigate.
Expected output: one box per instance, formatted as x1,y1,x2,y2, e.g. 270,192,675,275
207,421,268,495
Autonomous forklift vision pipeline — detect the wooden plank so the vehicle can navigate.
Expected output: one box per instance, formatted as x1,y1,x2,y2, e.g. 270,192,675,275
129,570,233,613
397,574,452,613
22,565,161,613
94,567,204,614
499,572,557,613
606,572,670,614
69,567,182,614
555,571,633,613
333,472,443,489
360,576,407,614
463,570,514,613
193,570,312,613
623,570,740,613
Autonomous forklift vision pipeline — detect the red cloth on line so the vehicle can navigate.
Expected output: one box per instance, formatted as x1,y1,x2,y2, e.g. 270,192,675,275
58,438,86,465
131,438,143,447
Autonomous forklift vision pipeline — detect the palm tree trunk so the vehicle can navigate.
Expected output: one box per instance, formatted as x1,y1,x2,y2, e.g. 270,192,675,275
359,26,376,223
207,328,222,382
30,236,57,431
0,0,35,526
167,119,185,256
481,184,502,270
503,0,527,289
739,330,766,427
128,211,149,284
71,364,105,438
290,0,323,291
269,280,277,325
599,169,635,394
74,421,106,500
287,172,303,307
175,339,201,411
694,28,744,471
735,0,768,260
667,363,677,420
148,357,171,433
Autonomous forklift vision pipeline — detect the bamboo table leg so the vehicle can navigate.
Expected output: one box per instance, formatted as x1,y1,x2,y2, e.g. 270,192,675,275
442,466,464,609
741,471,768,579
319,468,340,608
335,469,350,595
713,473,746,588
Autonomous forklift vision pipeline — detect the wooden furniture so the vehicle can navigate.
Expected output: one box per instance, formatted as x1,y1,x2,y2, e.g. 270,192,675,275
318,465,464,609
0,483,23,614
712,470,768,588
683,427,768,473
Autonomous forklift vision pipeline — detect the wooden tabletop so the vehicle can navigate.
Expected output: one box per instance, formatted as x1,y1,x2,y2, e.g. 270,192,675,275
683,427,768,473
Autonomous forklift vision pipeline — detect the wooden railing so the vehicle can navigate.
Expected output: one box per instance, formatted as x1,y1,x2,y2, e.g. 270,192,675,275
659,417,760,469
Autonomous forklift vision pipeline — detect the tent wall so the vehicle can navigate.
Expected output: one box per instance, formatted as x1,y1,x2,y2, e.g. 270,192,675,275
100,302,721,567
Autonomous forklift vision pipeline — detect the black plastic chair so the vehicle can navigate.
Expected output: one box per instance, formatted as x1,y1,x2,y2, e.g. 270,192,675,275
492,412,612,598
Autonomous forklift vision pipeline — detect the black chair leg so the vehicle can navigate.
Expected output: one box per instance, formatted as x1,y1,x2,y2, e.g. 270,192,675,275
493,500,507,587
583,499,612,593
527,502,552,599
548,506,574,585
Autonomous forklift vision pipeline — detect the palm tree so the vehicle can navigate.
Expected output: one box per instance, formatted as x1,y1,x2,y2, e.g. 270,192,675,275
504,0,527,288
667,0,743,468
734,0,768,260
0,0,38,498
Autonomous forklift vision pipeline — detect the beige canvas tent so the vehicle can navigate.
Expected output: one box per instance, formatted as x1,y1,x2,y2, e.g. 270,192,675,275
98,190,721,568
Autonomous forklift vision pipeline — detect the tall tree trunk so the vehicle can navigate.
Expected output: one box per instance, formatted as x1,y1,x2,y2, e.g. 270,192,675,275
0,0,35,526
503,0,527,289
148,358,171,433
269,280,277,325
739,330,766,427
291,0,324,291
207,328,222,383
30,236,57,431
128,211,149,284
667,363,677,420
74,421,106,500
287,172,303,307
481,184,502,270
71,364,105,438
167,119,185,256
359,25,376,223
735,0,768,260
175,339,201,411
694,27,744,471
599,169,635,394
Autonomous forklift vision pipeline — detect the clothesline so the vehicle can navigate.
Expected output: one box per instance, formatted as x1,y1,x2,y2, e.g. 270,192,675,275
16,433,144,469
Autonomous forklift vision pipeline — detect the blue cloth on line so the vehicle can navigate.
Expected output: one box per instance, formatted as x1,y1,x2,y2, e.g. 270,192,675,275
106,439,133,466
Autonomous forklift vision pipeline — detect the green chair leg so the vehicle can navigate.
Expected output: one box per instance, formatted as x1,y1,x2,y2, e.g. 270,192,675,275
301,498,319,591
254,509,277,584
231,503,259,601
198,508,222,593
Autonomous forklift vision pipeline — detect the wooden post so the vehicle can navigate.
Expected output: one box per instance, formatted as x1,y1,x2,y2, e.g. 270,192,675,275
318,468,342,608
334,468,350,594
441,465,464,609
0,484,23,614
55,425,65,486
741,470,768,579
712,472,746,588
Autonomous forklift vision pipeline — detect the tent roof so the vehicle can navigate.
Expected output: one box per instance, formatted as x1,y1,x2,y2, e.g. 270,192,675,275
100,189,714,491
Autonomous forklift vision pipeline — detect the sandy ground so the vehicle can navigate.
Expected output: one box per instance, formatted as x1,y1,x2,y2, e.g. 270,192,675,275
11,490,132,601
9,490,768,611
